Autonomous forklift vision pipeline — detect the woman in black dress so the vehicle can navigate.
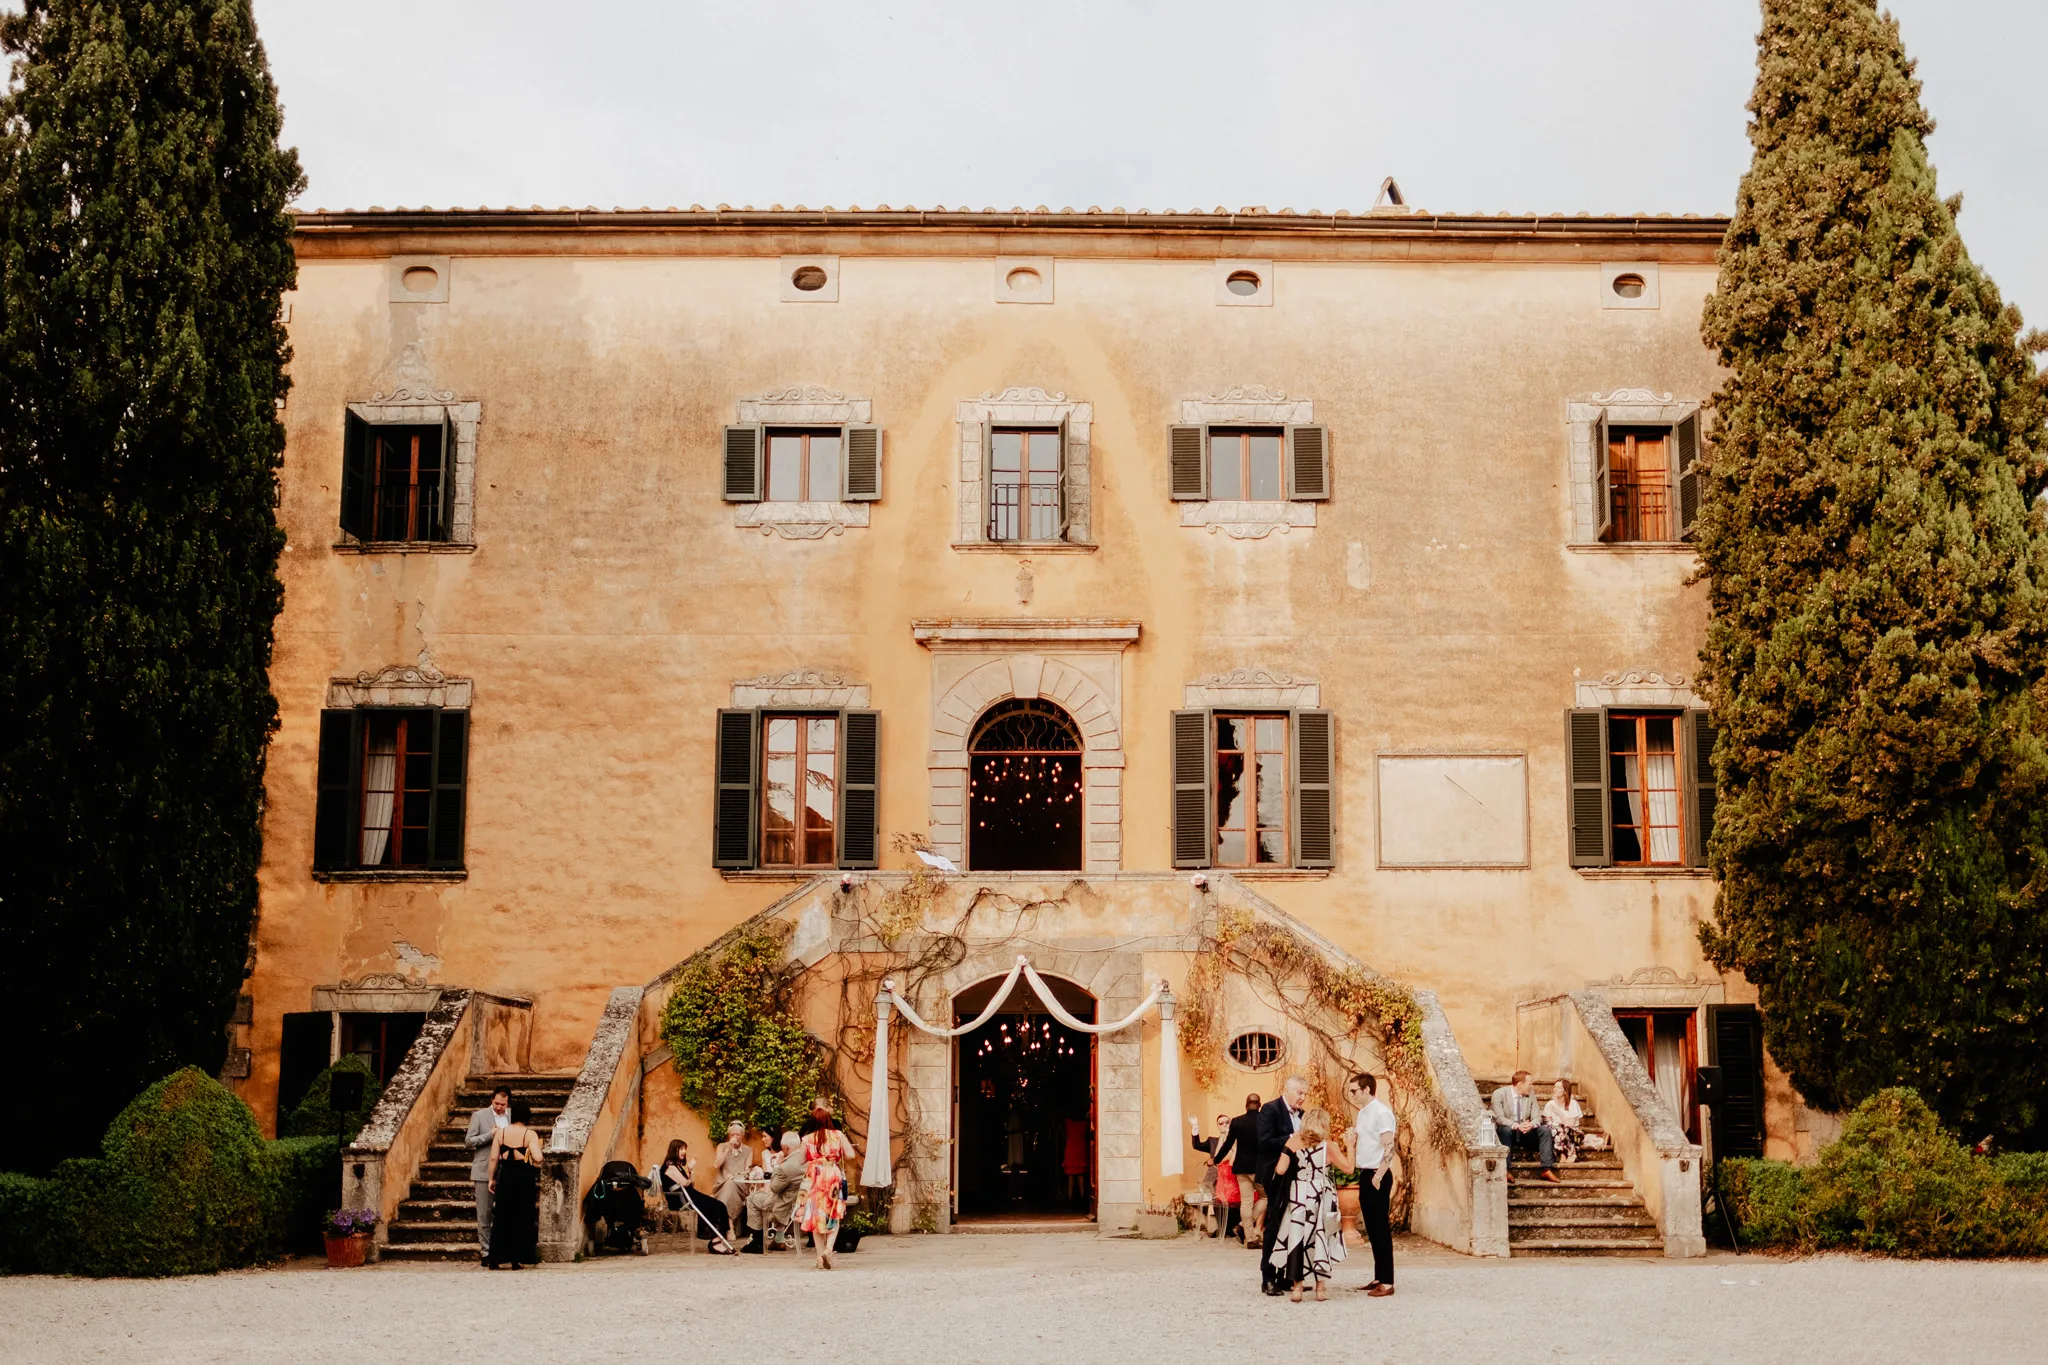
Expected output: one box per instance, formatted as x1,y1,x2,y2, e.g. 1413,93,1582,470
486,1099,544,1268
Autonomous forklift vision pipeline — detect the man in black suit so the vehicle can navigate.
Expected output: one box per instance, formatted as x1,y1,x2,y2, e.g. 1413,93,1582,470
1254,1075,1310,1295
1206,1094,1264,1243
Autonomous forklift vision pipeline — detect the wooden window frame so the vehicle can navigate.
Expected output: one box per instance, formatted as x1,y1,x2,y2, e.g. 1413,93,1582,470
1213,711,1290,868
1607,710,1686,868
1206,427,1286,503
314,705,469,875
986,425,1065,544
1602,425,1675,544
1616,1008,1700,1141
762,427,844,505
369,425,446,542
759,711,840,870
358,711,435,869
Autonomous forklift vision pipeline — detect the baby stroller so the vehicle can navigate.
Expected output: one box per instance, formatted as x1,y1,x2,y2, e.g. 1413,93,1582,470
585,1160,652,1255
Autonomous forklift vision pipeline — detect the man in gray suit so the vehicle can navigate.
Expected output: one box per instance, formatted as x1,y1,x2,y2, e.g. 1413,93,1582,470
743,1132,806,1253
466,1085,512,1260
1490,1070,1557,1183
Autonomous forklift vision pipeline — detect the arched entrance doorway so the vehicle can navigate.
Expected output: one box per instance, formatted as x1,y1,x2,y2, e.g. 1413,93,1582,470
968,699,1084,871
952,972,1095,1223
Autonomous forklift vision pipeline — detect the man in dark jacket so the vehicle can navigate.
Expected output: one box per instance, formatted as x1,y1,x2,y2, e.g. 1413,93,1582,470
1254,1075,1309,1295
1206,1094,1264,1244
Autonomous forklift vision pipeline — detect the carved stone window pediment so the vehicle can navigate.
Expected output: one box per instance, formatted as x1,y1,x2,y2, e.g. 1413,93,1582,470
1183,668,1320,709
327,663,473,710
1573,670,1700,709
731,669,871,708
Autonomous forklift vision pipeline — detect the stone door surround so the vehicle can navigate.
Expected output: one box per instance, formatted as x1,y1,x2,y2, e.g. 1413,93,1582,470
913,619,1139,873
902,946,1145,1232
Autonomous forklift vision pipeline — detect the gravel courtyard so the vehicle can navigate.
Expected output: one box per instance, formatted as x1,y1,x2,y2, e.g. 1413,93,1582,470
4,1233,2043,1364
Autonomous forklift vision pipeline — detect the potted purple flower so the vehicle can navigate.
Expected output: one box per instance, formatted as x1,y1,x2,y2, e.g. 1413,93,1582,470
323,1207,379,1267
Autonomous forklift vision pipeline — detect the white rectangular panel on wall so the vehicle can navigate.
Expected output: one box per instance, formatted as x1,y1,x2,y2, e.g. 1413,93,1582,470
1376,754,1530,868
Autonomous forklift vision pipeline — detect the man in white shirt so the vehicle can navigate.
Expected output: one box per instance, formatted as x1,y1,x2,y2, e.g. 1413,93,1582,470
1346,1072,1398,1297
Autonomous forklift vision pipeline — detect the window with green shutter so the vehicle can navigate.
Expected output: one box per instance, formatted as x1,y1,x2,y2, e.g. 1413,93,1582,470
1166,424,1330,504
312,706,469,873
714,708,881,871
1171,708,1335,870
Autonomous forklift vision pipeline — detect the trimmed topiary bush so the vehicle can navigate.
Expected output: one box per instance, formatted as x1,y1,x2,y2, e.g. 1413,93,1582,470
279,1056,382,1140
37,1067,277,1277
1723,1089,2048,1256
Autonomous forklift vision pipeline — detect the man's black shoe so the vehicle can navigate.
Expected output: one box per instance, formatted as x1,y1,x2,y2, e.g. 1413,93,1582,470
1261,1283,1284,1296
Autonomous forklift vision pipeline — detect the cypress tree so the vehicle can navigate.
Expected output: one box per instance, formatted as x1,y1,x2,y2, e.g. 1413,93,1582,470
1697,0,2048,1142
0,1,301,1171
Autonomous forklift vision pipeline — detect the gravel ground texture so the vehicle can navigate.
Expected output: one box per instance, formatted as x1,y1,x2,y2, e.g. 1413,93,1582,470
3,1232,2044,1364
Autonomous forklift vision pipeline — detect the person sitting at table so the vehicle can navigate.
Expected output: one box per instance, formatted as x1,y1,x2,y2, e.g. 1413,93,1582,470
712,1120,752,1225
744,1132,806,1253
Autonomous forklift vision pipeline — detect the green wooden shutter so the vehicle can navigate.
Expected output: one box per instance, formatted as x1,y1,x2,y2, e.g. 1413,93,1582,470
723,425,763,502
1171,709,1213,869
1705,1005,1766,1159
837,709,880,869
714,709,760,868
1591,412,1612,541
1566,708,1611,867
1686,709,1718,868
428,709,468,869
1674,411,1702,541
340,411,373,540
313,709,361,870
843,424,882,502
436,409,459,542
1292,709,1336,867
1285,425,1330,500
1169,424,1208,500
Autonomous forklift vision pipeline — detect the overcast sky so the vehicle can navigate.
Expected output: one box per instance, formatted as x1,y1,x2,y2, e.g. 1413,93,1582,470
257,0,2045,321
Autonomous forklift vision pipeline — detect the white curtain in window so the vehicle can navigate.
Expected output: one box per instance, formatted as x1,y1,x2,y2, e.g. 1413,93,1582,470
1646,751,1681,862
360,733,397,865
1618,755,1644,830
1652,1027,1685,1121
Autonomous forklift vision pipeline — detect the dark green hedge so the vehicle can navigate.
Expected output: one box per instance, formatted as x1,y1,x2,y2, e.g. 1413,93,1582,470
1722,1090,2048,1257
0,1068,341,1276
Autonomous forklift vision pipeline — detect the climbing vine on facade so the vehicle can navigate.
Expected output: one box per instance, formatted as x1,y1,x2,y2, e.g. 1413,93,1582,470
660,923,823,1136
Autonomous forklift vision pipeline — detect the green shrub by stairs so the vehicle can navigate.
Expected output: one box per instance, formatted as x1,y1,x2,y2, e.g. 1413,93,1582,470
1722,1089,2048,1257
280,1055,383,1140
0,1068,343,1276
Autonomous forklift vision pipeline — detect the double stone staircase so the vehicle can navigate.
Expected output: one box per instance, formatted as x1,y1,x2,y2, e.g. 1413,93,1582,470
1474,1080,1662,1256
381,1074,578,1263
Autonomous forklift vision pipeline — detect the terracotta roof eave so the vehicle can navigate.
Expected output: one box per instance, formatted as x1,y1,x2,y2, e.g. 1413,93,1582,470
291,207,1730,242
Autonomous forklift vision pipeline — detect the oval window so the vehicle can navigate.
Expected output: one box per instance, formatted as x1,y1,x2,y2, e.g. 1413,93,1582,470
1005,267,1042,295
1227,1030,1285,1071
1611,272,1646,299
1225,270,1262,297
791,264,830,292
400,265,440,294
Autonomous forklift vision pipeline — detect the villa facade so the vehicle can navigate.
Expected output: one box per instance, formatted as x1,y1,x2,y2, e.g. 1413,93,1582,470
232,204,1828,1254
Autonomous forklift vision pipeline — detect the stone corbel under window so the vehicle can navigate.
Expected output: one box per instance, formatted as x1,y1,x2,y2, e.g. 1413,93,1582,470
1566,389,1702,547
1179,387,1316,537
734,387,875,539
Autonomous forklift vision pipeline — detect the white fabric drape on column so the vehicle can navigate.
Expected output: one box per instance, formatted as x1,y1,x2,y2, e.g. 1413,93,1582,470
1158,996,1182,1178
859,990,894,1188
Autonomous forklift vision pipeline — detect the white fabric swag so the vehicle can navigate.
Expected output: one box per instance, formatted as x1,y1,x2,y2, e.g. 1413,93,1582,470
859,955,1181,1189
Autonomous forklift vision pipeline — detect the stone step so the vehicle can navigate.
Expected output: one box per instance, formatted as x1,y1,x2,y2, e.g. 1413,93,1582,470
387,1220,481,1245
409,1180,477,1202
1515,1211,1654,1236
427,1134,554,1163
377,1243,479,1264
1510,1237,1665,1257
438,1110,562,1132
1508,1181,1636,1199
397,1199,481,1222
1507,1165,1624,1180
1510,1193,1644,1211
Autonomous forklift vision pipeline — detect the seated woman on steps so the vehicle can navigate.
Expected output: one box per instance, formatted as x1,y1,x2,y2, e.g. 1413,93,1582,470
1543,1080,1585,1166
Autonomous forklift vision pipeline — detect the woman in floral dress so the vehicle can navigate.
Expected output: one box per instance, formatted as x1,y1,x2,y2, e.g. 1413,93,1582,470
1267,1107,1346,1301
801,1117,853,1269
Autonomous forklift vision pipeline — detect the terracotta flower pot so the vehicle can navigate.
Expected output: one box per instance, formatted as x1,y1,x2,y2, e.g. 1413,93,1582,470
323,1233,372,1268
1336,1185,1361,1227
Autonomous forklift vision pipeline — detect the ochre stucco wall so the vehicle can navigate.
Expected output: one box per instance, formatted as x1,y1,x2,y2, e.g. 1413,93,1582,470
241,219,1763,1148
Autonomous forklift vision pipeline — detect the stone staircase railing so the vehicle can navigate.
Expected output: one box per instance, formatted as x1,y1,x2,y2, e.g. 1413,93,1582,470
1515,991,1705,1257
341,988,533,1255
537,986,643,1262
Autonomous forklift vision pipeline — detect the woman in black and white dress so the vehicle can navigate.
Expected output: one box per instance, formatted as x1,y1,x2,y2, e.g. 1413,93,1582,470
1266,1107,1345,1302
